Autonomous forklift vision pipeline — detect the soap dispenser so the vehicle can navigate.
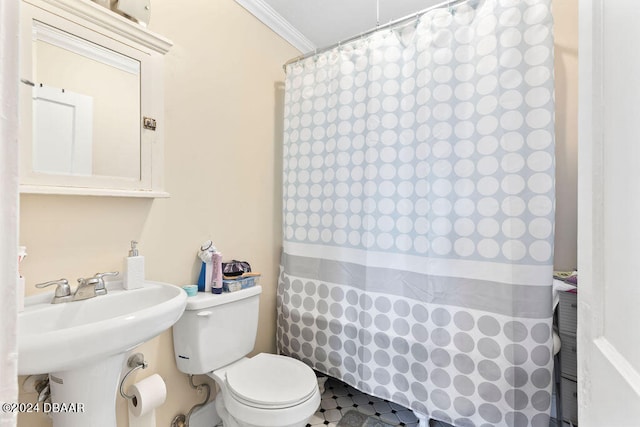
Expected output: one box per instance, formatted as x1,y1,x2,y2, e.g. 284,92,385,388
124,240,144,290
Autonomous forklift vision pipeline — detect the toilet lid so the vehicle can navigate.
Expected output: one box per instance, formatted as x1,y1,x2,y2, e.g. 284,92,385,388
225,353,317,409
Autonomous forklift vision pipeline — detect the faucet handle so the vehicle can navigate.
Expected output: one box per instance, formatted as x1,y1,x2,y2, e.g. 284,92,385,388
92,271,119,295
35,279,71,302
93,271,119,280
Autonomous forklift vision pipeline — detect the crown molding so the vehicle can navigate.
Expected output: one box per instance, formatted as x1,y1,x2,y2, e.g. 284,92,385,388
234,0,315,53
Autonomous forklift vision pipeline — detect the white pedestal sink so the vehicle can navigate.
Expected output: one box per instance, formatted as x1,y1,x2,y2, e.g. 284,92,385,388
18,281,187,427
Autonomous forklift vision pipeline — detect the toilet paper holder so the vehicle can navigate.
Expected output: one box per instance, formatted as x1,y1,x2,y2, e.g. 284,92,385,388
119,353,148,400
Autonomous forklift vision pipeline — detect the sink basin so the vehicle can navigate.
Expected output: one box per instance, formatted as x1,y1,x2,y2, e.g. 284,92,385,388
19,281,187,375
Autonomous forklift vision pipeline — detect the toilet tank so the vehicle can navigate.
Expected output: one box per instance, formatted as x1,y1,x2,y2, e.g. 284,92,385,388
173,286,262,374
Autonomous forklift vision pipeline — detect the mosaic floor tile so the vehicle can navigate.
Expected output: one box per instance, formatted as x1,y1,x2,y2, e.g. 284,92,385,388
307,376,419,427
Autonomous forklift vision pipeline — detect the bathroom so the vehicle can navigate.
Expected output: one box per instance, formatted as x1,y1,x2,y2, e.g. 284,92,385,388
5,0,632,425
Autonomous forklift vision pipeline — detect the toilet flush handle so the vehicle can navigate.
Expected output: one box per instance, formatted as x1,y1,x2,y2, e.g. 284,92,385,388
196,311,212,317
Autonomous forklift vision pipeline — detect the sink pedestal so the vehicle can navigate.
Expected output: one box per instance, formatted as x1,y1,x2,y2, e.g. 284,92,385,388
49,353,125,427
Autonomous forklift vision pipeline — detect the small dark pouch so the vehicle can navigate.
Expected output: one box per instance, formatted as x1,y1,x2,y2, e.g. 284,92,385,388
222,260,251,277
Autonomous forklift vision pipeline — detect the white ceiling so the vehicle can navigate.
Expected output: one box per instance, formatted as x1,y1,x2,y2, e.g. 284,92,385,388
235,0,443,53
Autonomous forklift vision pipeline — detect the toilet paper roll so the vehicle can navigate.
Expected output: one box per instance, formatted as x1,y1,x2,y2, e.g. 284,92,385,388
127,374,167,417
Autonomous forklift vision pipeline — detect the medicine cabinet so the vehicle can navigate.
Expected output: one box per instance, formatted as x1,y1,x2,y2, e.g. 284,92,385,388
19,0,172,197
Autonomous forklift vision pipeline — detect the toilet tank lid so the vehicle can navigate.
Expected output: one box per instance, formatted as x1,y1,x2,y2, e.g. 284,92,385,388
184,286,262,310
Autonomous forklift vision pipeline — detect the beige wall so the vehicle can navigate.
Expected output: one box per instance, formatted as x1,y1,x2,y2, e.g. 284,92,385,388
17,0,578,426
17,0,298,425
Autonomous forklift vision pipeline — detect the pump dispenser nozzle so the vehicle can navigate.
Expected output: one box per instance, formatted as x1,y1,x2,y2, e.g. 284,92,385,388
129,240,139,257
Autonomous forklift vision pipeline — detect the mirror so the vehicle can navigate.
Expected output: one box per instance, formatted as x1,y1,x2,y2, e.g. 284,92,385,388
20,0,172,197
32,21,140,179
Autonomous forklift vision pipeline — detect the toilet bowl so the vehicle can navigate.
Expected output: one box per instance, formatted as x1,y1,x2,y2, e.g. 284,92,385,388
172,286,320,427
209,353,321,427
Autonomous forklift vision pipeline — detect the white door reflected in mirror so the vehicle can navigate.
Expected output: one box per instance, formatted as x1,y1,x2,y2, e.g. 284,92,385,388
33,85,93,176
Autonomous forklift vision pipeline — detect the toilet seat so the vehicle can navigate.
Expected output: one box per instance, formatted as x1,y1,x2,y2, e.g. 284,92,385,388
224,353,318,409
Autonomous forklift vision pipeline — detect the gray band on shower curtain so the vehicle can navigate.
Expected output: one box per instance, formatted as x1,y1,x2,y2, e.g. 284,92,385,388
282,252,552,318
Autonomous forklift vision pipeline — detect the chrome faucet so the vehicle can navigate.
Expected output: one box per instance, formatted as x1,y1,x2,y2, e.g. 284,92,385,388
73,277,101,301
36,272,119,304
74,272,119,301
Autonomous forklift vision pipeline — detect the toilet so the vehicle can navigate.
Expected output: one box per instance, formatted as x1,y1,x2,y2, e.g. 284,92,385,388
172,286,320,427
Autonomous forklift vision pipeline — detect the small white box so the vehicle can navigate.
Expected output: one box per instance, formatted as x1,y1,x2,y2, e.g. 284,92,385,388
116,0,151,26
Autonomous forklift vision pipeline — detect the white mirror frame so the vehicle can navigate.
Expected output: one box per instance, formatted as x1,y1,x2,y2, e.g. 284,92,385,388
20,0,173,197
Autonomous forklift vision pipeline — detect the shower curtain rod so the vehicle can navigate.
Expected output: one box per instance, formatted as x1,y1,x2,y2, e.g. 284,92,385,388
282,0,477,70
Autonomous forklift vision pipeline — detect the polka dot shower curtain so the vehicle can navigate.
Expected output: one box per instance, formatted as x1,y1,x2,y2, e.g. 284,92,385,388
277,0,555,426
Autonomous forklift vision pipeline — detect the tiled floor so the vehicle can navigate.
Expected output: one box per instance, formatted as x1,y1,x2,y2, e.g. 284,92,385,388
307,376,420,427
